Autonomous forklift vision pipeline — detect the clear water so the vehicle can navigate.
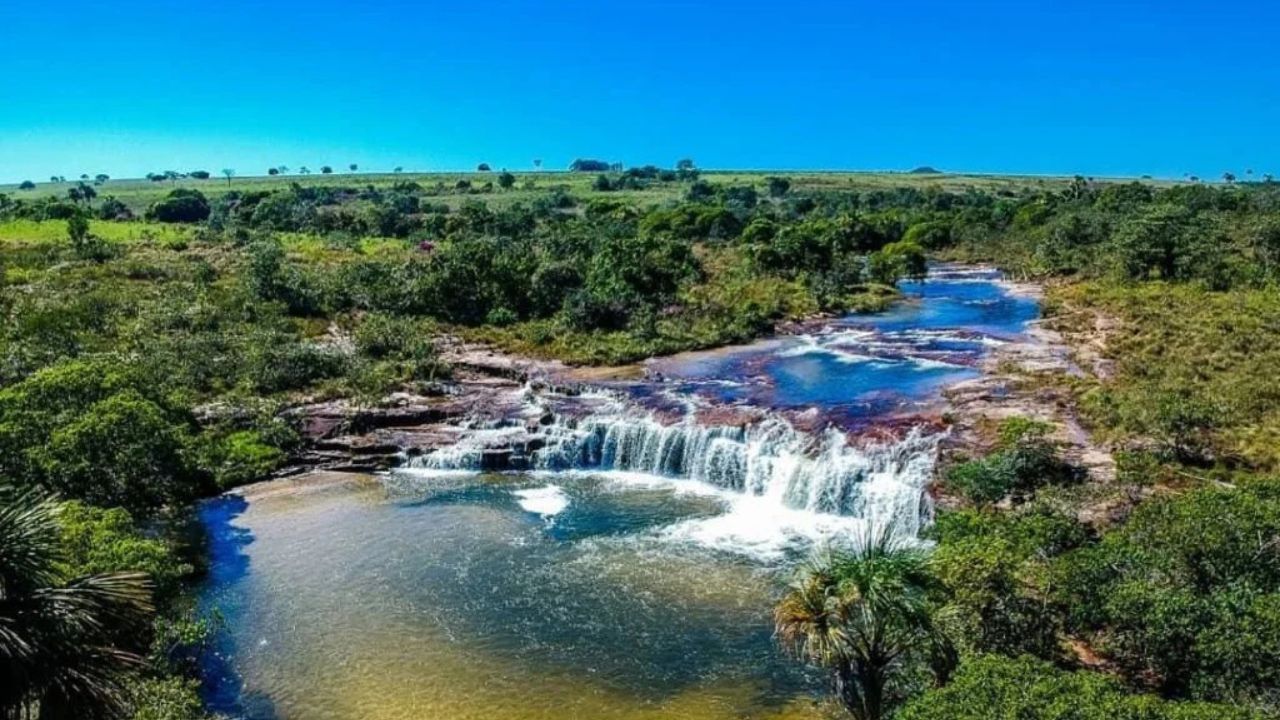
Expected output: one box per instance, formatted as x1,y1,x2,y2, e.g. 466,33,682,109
200,474,828,720
650,265,1039,416
198,266,1037,719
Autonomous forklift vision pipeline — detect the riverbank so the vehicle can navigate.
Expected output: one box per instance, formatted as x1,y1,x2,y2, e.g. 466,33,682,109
259,265,1078,499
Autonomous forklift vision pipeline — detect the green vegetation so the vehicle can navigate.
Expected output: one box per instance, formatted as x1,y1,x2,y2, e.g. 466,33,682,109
0,485,158,718
3,165,1280,718
944,418,1080,506
731,174,1280,718
774,527,955,720
898,655,1256,720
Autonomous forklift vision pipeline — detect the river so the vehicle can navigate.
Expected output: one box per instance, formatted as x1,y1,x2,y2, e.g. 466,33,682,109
198,265,1038,719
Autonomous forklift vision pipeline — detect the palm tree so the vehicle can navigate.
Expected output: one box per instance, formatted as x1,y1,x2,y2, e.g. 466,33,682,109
775,525,954,720
0,484,154,719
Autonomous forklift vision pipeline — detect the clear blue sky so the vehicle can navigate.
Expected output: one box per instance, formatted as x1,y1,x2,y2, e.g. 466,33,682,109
1,0,1277,183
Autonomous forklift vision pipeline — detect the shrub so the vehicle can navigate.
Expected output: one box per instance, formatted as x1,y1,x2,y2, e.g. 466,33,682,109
196,429,286,489
127,677,210,720
1051,479,1280,703
0,360,197,515
246,341,349,394
945,418,1078,506
866,239,927,284
96,196,132,220
146,189,210,223
898,655,1255,720
485,307,518,326
57,501,192,600
35,391,195,513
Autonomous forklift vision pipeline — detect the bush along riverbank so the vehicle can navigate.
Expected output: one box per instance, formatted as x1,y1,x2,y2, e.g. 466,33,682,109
2,169,1280,718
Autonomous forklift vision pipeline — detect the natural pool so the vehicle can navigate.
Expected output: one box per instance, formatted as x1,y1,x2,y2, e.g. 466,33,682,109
201,473,829,720
199,266,1038,719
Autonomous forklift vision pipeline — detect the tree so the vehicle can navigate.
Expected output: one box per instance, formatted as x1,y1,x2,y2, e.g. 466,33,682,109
67,214,90,245
676,158,695,171
592,174,613,192
18,181,35,190
96,196,130,221
1222,171,1236,184
188,170,210,180
267,168,279,176
94,174,109,184
498,171,516,189
775,526,955,720
766,176,791,198
145,189,210,223
221,168,235,186
393,166,402,173
80,174,89,181
477,163,491,172
1110,204,1204,281
686,180,715,201
321,165,333,174
298,166,311,175
533,158,542,171
570,159,611,172
866,240,928,285
0,484,155,719
278,165,289,175
348,163,358,173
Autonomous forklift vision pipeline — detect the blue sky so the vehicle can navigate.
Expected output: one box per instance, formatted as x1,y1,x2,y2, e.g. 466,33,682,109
1,1,1277,182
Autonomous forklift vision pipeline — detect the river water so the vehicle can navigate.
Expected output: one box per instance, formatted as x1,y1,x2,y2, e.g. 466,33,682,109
198,266,1038,720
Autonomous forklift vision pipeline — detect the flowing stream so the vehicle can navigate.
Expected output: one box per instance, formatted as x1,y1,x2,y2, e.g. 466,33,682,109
198,266,1038,719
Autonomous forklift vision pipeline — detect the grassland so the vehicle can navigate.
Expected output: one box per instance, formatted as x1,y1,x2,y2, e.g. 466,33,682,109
1,169,1109,216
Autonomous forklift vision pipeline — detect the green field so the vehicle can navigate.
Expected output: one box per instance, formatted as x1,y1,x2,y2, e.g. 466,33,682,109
2,169,1136,216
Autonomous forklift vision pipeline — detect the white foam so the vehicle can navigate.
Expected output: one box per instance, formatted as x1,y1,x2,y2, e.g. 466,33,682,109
656,495,869,562
776,338,827,357
777,338,884,365
907,356,971,370
513,485,568,517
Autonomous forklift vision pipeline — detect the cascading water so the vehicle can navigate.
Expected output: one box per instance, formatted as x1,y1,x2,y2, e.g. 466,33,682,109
404,407,939,539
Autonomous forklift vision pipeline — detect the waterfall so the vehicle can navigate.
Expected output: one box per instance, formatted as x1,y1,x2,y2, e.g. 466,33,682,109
405,409,939,536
